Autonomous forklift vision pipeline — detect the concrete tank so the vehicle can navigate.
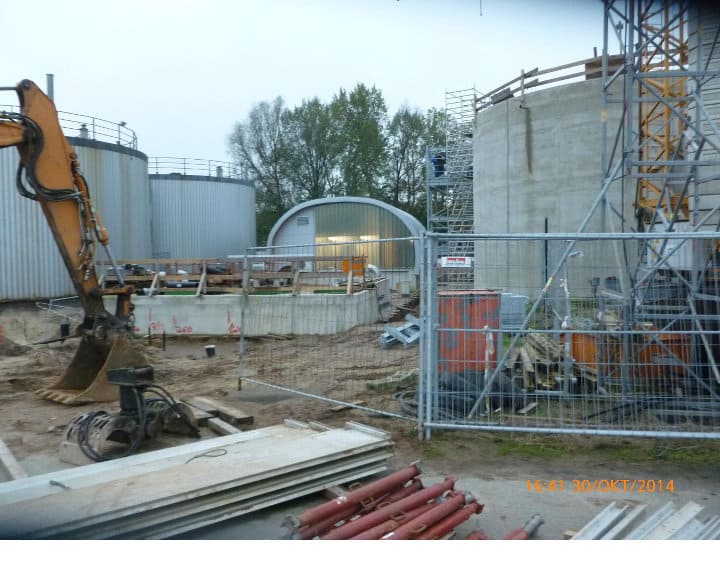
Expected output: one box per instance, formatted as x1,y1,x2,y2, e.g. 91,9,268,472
473,77,627,298
688,6,720,228
149,173,256,259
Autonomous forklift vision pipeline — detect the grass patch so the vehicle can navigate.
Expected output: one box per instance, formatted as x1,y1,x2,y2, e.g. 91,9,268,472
496,438,568,460
421,442,445,460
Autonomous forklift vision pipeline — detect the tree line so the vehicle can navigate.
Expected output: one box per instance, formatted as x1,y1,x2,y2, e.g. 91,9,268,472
228,83,447,244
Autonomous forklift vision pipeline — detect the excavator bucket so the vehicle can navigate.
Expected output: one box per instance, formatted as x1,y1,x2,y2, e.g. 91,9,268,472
35,334,147,406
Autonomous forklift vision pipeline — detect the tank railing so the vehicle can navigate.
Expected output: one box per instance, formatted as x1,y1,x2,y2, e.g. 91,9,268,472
148,157,248,180
476,54,625,111
0,103,138,148
62,110,138,148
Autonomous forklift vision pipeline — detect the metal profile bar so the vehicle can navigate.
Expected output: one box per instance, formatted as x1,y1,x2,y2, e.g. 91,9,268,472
571,502,629,540
671,517,708,540
625,502,677,539
422,421,720,439
699,515,720,539
643,502,704,540
601,503,647,539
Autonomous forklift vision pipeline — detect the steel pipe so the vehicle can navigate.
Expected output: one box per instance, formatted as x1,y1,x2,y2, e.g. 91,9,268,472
321,477,456,540
417,500,484,540
381,492,468,540
294,478,424,539
350,503,437,540
465,530,491,540
502,514,545,540
292,463,422,528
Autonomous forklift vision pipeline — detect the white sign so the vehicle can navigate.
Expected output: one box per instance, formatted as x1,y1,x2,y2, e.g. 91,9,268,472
439,256,473,268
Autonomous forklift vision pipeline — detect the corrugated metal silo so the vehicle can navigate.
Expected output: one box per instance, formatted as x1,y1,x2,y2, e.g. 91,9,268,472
70,139,152,262
149,169,256,259
0,147,72,300
0,110,151,301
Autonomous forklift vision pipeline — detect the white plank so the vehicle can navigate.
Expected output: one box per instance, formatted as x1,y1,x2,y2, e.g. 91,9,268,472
0,422,392,538
0,439,27,480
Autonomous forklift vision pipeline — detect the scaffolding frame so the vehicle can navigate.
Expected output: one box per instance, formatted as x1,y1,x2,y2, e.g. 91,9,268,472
426,88,476,286
599,0,720,392
466,0,720,418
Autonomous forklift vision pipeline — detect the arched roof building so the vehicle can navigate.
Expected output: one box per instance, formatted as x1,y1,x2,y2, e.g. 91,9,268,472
267,196,425,288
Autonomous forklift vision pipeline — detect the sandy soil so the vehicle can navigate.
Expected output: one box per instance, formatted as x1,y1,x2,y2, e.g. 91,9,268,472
2,301,720,540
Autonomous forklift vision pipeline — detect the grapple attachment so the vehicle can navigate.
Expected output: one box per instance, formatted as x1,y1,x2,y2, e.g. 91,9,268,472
35,334,147,405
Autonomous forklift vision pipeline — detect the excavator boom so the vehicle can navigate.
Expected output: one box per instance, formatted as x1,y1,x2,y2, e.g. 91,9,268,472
0,79,146,405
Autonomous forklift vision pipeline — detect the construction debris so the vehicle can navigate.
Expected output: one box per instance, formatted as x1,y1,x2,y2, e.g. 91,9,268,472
509,333,587,392
0,420,393,539
285,462,485,540
379,314,421,348
367,370,417,392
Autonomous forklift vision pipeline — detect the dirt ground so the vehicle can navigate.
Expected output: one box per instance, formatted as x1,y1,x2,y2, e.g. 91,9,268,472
2,301,720,540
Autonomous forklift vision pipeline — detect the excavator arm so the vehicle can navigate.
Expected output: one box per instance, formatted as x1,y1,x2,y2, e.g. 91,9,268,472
0,79,146,405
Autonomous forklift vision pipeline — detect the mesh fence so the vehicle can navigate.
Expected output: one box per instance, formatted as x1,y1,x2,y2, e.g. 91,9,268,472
237,238,422,421
422,233,720,439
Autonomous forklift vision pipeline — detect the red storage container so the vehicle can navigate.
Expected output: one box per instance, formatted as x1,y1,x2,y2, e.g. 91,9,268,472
438,290,500,373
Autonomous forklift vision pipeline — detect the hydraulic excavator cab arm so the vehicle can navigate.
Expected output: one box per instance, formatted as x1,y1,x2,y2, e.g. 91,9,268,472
0,80,146,405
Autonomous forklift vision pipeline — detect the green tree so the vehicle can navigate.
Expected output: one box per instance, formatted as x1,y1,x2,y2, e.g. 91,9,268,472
386,107,426,212
283,98,343,200
228,97,293,244
332,84,388,198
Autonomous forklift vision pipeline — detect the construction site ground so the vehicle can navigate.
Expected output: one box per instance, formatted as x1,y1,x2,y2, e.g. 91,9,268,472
1,301,720,541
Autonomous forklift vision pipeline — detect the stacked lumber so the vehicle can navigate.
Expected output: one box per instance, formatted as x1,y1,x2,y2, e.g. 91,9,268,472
0,420,393,539
510,333,594,392
285,463,483,540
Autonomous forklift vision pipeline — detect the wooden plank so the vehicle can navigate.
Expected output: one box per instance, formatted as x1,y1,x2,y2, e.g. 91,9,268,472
185,397,220,416
189,396,253,425
0,439,27,480
517,402,538,415
207,417,241,435
182,404,213,427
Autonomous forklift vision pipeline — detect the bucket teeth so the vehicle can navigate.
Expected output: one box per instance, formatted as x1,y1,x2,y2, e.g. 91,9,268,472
35,334,146,405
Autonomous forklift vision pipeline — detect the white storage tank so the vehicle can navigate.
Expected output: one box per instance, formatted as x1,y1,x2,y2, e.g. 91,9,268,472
0,117,152,301
149,160,256,259
70,138,153,262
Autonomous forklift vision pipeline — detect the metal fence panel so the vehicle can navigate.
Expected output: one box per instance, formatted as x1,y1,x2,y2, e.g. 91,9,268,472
238,238,422,421
422,232,720,439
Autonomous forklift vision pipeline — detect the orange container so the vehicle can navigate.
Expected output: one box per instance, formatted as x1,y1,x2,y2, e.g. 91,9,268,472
438,290,500,373
633,333,690,380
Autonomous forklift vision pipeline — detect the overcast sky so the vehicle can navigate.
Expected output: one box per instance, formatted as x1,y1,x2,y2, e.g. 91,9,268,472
1,0,605,164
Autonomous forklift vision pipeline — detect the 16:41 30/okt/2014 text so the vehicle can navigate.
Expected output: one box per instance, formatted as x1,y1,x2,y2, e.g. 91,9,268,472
526,479,675,493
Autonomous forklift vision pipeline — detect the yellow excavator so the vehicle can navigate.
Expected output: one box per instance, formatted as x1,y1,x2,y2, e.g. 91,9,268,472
0,79,146,405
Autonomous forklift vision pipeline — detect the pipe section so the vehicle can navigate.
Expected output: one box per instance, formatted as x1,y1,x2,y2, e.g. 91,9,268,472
321,477,456,540
381,492,468,540
417,500,484,540
292,463,422,528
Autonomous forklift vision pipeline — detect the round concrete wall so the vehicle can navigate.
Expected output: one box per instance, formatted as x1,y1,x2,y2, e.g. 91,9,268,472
473,77,628,298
